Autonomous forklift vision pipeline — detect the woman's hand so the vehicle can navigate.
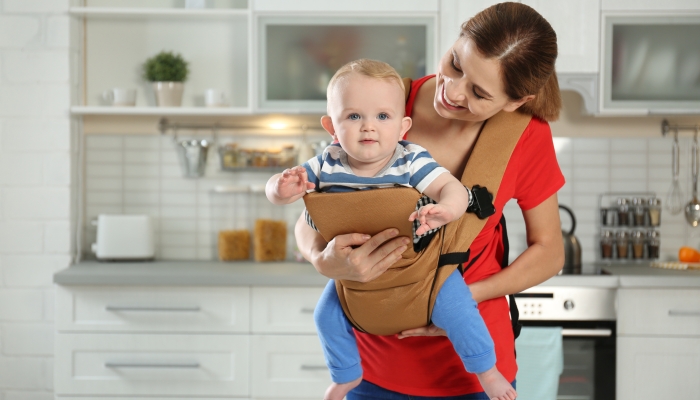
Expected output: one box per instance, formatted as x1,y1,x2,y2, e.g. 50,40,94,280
295,213,411,283
397,324,446,339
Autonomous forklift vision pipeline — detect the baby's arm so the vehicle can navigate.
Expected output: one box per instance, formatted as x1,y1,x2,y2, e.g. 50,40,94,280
265,166,316,205
409,173,469,235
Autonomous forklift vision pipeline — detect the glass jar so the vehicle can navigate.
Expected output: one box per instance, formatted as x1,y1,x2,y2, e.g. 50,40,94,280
600,230,614,259
616,230,630,259
617,198,630,226
632,197,647,226
648,197,662,227
631,230,645,259
210,185,252,261
647,230,661,259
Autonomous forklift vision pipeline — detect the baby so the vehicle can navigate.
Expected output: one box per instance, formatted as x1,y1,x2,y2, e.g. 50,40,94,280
265,59,516,400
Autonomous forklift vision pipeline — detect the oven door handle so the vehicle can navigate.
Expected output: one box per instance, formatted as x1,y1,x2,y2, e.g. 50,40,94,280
561,328,612,337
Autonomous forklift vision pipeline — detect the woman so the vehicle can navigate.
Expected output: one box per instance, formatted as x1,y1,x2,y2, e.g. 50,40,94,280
295,2,565,398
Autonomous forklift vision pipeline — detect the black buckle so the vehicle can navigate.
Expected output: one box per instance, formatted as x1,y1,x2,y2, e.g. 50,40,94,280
467,185,495,219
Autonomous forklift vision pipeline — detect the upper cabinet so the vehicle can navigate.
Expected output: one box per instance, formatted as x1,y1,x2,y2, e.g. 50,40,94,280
256,16,435,113
602,0,700,11
599,14,700,115
252,0,438,12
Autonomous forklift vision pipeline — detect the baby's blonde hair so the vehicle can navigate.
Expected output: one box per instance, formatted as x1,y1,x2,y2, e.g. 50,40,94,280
326,59,405,113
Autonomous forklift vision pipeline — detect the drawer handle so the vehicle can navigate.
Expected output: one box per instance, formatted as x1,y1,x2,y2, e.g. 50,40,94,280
300,364,328,371
668,310,700,317
106,306,201,312
300,307,315,314
105,362,200,368
561,328,612,337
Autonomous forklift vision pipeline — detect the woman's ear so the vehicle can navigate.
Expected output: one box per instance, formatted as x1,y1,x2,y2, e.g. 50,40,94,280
503,94,536,112
320,115,336,138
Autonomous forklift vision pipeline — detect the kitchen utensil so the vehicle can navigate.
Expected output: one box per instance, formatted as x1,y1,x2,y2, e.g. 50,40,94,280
91,214,155,261
176,138,210,178
685,130,700,227
666,130,684,215
559,205,581,274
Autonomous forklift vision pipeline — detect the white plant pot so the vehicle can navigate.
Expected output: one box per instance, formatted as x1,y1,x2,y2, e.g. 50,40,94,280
152,82,184,107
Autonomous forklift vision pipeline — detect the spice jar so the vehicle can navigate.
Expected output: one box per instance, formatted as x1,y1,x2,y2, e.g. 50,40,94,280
600,230,614,259
648,198,662,227
632,197,647,226
631,230,645,259
647,230,660,259
616,230,630,259
617,198,631,226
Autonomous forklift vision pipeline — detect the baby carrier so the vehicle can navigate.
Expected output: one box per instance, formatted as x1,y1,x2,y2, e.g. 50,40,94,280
303,80,531,336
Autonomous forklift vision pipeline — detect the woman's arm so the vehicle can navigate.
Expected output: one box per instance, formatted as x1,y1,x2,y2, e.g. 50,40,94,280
469,193,564,303
294,213,412,282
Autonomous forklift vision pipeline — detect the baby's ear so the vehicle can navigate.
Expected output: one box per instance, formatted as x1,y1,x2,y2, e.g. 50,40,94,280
401,116,413,138
320,115,336,137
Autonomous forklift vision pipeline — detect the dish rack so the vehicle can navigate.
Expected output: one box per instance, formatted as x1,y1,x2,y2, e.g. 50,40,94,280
218,143,298,171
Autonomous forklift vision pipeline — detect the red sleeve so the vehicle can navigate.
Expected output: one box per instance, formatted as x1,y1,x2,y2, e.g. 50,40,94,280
513,117,565,211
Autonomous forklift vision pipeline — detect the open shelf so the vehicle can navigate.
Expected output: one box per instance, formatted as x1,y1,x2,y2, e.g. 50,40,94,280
69,7,250,18
71,106,252,116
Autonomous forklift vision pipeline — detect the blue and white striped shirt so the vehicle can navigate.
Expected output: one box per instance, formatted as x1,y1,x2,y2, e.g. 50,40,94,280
302,141,448,194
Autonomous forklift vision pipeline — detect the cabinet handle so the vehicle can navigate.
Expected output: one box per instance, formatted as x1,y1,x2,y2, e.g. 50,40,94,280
561,328,612,337
105,306,201,312
300,364,328,371
105,362,200,368
668,310,700,317
300,307,315,314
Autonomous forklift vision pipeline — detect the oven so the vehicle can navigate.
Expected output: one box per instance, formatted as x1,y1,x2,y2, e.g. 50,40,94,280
515,286,616,400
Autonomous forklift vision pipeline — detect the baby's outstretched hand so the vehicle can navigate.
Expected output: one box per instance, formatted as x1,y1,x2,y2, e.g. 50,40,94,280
409,203,456,236
275,166,315,199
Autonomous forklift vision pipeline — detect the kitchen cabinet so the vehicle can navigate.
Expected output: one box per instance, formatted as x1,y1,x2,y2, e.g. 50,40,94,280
54,283,329,399
617,288,700,399
252,0,438,12
602,0,700,11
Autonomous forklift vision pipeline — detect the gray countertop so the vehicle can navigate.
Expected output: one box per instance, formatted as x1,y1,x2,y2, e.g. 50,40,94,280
55,260,622,288
601,264,700,288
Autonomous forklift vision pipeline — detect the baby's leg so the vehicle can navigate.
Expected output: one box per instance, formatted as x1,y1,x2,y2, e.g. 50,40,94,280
314,280,363,400
431,270,516,400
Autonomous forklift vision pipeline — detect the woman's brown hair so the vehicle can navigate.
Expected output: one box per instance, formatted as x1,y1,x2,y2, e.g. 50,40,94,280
461,2,561,121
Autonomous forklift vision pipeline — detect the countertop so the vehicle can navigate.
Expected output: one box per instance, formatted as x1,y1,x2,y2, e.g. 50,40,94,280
55,260,619,288
601,264,700,288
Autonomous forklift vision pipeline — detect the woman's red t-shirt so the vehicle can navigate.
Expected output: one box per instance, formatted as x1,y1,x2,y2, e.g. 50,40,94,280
354,75,565,396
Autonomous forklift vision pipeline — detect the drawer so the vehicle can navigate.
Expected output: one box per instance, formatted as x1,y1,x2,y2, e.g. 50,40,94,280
251,335,331,398
618,288,700,336
55,333,249,396
251,287,324,333
56,286,250,333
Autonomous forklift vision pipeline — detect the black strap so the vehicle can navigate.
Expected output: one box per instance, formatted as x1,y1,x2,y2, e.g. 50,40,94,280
437,250,470,269
500,215,522,340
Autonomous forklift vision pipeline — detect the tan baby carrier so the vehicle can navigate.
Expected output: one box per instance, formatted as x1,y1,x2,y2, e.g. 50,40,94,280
303,79,531,336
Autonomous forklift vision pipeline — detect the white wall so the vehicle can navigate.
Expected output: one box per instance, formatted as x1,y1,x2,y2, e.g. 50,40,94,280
0,0,73,398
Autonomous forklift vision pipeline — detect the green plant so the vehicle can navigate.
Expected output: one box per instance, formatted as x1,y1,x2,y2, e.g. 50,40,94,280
143,51,189,82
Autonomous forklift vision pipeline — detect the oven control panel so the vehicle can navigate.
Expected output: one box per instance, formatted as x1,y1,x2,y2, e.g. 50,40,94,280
514,287,616,320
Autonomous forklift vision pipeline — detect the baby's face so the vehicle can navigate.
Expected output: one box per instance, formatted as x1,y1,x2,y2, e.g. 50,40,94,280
326,73,410,166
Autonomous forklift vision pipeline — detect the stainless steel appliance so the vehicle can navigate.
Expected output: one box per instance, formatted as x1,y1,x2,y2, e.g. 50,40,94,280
516,285,616,400
560,205,582,274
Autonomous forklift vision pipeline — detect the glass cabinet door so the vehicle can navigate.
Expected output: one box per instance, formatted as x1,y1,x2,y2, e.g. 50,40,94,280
257,16,435,112
603,15,700,113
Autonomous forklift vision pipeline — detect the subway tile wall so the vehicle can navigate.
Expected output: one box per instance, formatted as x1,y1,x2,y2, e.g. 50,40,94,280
85,134,698,264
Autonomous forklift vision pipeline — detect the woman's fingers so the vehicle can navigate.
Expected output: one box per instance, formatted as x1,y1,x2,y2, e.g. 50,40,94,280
397,324,446,339
333,229,409,283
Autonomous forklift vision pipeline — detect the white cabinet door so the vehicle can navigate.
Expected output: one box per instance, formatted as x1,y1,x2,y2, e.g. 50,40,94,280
55,333,249,397
251,335,331,398
439,0,503,56
522,0,600,73
618,288,700,336
602,0,700,11
617,337,700,400
251,287,324,333
56,286,250,333
253,0,438,12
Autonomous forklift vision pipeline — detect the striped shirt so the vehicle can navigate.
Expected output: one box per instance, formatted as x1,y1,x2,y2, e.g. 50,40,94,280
302,141,448,241
302,141,448,194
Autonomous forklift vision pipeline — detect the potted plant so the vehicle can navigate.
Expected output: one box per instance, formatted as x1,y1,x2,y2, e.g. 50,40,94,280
143,51,189,107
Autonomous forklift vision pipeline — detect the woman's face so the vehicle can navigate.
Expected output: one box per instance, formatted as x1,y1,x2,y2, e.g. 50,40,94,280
434,36,531,122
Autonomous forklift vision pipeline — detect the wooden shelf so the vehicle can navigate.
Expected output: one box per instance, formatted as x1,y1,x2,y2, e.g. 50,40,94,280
71,106,252,116
69,7,250,18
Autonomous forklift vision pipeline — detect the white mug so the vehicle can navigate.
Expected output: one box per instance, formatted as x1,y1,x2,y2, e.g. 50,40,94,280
102,88,137,106
204,89,227,107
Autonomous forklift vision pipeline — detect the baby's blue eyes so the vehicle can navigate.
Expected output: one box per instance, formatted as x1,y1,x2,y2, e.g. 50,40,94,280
348,113,360,120
377,113,389,120
347,113,390,120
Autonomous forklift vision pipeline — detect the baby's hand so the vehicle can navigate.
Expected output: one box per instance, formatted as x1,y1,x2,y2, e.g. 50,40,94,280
275,166,315,199
409,203,457,236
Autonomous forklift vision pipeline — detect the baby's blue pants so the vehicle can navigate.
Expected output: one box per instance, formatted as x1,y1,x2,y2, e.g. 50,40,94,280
314,269,496,383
